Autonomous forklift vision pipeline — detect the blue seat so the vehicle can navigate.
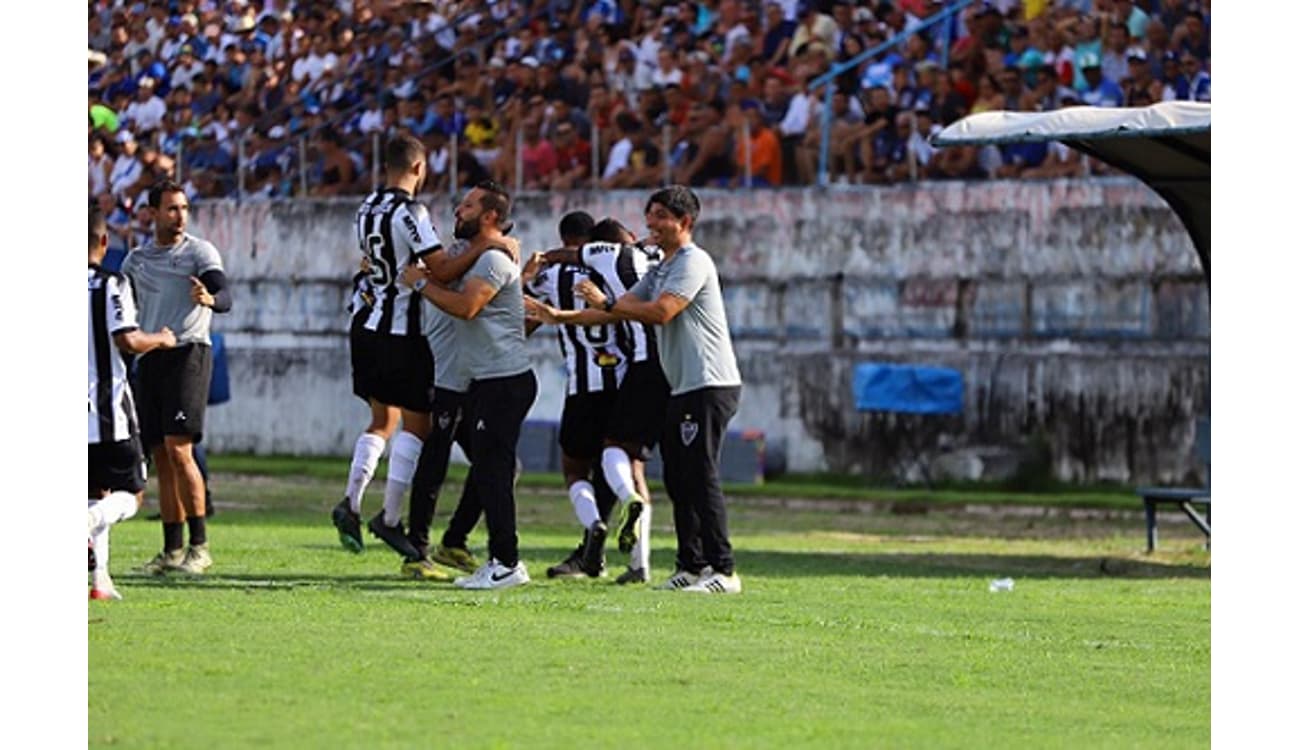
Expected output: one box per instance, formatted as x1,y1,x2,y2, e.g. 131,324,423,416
1136,417,1210,552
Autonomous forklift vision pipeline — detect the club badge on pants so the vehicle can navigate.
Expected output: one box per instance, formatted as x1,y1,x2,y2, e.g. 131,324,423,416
438,413,452,431
680,414,698,446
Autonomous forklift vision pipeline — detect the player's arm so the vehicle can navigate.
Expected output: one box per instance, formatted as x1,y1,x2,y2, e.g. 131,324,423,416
114,326,177,355
575,279,689,325
190,270,232,312
412,275,498,320
524,296,618,327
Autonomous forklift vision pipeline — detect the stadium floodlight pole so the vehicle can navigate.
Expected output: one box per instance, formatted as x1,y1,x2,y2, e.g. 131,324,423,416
298,135,308,197
742,116,752,188
449,131,459,197
662,122,671,187
371,132,380,192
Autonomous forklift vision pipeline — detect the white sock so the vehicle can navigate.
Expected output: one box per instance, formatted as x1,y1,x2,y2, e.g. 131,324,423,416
346,433,387,513
568,480,602,529
89,491,139,537
92,527,113,590
631,503,652,572
601,446,639,503
383,431,423,526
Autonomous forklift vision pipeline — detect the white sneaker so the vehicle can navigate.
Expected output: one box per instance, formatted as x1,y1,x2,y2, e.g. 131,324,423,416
682,571,742,594
456,559,531,590
90,576,122,600
656,566,713,590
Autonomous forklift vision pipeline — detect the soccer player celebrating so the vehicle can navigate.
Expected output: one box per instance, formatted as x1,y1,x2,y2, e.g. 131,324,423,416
121,180,231,575
88,204,176,598
581,186,743,593
333,133,496,555
523,211,625,580
524,218,670,584
402,181,537,590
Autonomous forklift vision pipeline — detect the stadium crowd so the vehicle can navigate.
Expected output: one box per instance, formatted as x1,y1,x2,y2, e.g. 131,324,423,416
89,0,1210,208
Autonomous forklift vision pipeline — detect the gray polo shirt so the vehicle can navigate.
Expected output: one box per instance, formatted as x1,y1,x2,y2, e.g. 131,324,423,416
422,300,469,393
629,243,742,395
456,249,532,382
120,233,224,351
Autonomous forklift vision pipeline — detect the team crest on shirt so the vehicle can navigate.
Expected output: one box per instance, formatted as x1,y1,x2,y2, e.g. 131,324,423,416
680,415,698,446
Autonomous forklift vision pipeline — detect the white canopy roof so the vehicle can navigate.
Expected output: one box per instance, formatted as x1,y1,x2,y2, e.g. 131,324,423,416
933,102,1211,283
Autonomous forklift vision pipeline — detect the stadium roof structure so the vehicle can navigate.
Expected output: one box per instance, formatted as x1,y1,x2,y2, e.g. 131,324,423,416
932,101,1211,286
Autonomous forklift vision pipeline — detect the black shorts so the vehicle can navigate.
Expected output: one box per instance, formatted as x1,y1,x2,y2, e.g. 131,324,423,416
606,359,671,455
559,390,619,461
138,343,212,450
350,328,433,412
88,437,147,495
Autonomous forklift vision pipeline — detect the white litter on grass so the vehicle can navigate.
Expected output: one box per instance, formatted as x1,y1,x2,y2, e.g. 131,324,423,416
988,578,1015,593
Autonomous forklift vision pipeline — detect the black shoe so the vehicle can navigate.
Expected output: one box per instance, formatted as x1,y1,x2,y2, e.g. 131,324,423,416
331,499,364,553
367,512,421,560
546,547,587,578
581,522,608,578
615,567,647,585
617,501,643,554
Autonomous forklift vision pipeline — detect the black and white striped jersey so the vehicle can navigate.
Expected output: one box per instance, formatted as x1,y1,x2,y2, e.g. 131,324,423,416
579,241,662,363
354,187,442,337
88,265,139,444
526,263,627,396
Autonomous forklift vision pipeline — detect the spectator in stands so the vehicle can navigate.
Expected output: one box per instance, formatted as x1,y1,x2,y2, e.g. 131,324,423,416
1122,47,1160,105
110,130,145,200
674,99,736,188
1163,52,1210,102
970,73,1004,115
1100,20,1130,85
762,1,797,65
90,134,114,199
548,120,593,190
125,77,168,139
1170,9,1209,63
731,99,782,187
520,119,559,191
601,112,662,189
791,1,837,57
1077,52,1123,107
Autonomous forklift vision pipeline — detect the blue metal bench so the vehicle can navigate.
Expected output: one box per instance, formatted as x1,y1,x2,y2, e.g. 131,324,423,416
1136,417,1210,552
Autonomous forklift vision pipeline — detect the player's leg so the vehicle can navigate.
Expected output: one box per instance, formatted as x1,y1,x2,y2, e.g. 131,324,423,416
617,457,653,584
369,336,434,543
406,388,462,560
675,387,742,594
554,394,608,577
435,407,483,572
333,399,398,552
88,440,147,598
456,372,537,589
657,393,709,589
164,344,214,573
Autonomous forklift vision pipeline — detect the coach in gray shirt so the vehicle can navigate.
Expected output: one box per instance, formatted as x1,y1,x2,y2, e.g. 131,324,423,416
403,181,535,590
581,185,744,594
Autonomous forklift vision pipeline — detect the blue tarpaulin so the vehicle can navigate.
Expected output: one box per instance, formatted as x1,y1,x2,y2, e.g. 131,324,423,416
853,363,963,415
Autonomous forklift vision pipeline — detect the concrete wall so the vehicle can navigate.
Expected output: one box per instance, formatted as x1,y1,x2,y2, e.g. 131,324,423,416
195,178,1208,484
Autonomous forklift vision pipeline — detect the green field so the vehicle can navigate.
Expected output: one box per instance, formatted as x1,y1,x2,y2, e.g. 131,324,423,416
88,463,1210,749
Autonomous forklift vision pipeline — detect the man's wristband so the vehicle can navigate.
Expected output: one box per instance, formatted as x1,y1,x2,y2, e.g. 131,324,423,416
602,297,616,312
413,278,428,293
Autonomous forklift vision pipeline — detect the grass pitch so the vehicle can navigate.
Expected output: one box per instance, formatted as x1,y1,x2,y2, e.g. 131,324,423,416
88,466,1209,749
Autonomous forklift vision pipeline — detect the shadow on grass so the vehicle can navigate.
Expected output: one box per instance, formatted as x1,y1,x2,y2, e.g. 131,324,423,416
726,548,1209,581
